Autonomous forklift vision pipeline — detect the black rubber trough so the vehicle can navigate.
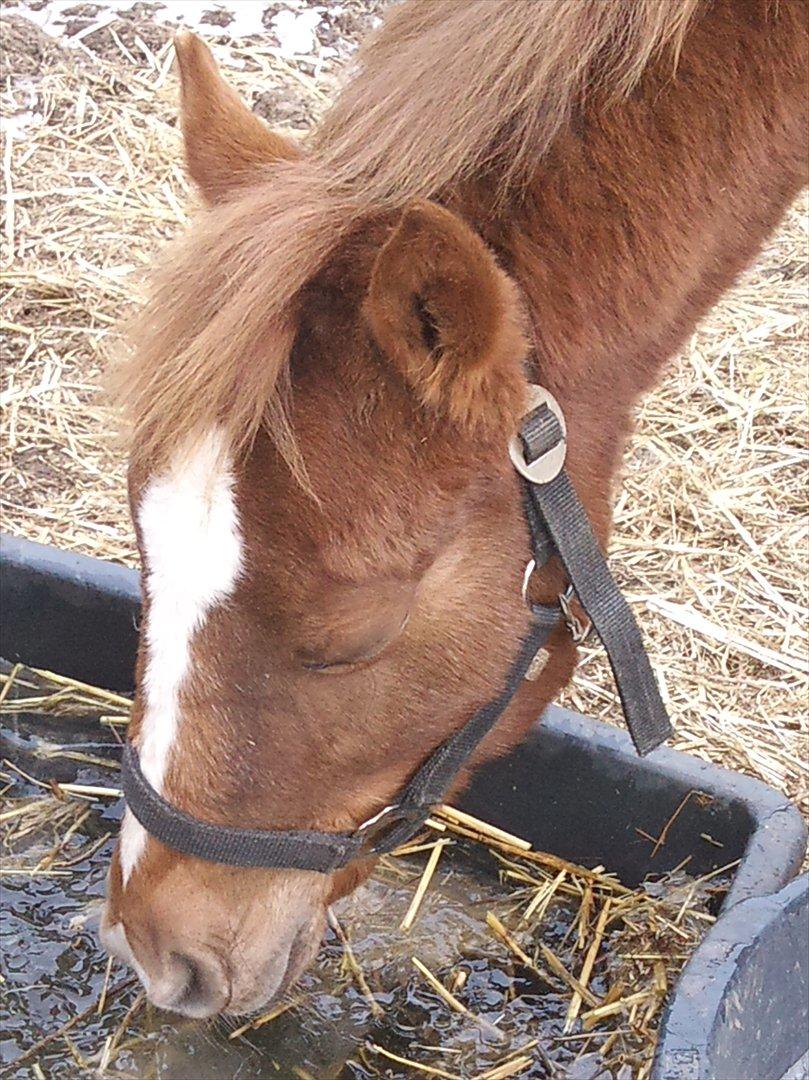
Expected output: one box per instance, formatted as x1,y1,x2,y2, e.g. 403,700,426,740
1,531,807,1080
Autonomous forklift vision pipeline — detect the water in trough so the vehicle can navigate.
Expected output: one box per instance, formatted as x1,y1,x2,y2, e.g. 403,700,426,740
1,663,723,1078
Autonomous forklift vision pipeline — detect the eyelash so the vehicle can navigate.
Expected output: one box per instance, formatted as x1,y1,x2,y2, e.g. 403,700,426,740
302,659,354,673
301,613,410,675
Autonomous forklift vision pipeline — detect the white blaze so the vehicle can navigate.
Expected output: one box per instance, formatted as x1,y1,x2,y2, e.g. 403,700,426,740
120,429,243,884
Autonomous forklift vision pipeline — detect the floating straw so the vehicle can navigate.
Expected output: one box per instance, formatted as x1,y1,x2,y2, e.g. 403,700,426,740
538,944,600,1008
581,988,652,1028
436,806,532,851
96,956,114,1016
0,663,22,708
473,1056,535,1080
565,898,612,1031
411,957,504,1041
328,910,383,1018
521,868,567,926
228,996,303,1040
400,838,449,931
25,669,133,711
485,912,551,986
367,1043,462,1079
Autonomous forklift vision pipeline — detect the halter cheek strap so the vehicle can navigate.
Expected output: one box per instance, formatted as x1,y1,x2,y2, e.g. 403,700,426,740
516,397,672,756
121,385,672,871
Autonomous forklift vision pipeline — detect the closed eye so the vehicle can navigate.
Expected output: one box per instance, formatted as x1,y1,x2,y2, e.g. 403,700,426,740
301,649,384,675
301,657,358,673
299,611,410,675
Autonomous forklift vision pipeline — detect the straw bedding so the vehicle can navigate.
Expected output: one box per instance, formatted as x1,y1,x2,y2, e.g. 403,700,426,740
1,4,806,823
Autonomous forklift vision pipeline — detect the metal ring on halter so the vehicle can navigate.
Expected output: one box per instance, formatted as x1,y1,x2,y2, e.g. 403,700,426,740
508,385,567,484
521,558,536,605
356,801,426,856
523,566,592,645
559,583,592,644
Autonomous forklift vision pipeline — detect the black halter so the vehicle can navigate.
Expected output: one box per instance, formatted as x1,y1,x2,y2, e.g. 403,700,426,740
122,386,672,872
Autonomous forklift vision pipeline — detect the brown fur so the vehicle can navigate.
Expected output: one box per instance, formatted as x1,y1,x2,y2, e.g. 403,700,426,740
105,0,809,1017
111,0,701,468
315,0,701,199
364,200,529,431
174,32,301,204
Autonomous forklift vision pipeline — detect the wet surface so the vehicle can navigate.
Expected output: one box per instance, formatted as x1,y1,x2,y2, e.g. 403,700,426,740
0,731,581,1077
1,665,722,1078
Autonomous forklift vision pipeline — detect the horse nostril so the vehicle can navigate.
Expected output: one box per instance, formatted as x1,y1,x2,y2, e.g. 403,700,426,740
149,952,229,1018
176,954,202,1003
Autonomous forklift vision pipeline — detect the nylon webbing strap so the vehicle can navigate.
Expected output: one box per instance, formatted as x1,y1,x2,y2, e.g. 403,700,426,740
393,599,561,813
520,404,672,756
122,742,361,871
120,394,672,872
121,599,562,869
321,602,561,859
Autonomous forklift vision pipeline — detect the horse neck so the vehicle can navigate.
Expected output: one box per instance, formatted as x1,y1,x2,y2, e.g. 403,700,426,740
460,0,807,544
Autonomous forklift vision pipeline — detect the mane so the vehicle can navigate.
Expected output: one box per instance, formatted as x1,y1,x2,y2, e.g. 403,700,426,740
314,0,701,201
113,162,356,475
114,0,701,471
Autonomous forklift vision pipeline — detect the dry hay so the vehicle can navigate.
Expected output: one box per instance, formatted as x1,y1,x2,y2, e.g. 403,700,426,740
564,197,809,822
2,664,726,1079
0,6,807,822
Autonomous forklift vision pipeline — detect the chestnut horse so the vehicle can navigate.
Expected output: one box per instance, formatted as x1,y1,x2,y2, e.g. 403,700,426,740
102,0,808,1017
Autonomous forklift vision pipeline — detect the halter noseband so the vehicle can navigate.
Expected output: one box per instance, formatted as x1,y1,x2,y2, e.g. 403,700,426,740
122,386,672,872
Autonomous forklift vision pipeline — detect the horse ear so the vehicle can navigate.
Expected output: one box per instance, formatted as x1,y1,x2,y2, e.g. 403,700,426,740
364,201,528,433
174,32,301,205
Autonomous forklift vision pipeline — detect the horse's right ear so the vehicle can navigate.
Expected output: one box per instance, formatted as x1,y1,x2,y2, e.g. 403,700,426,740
174,32,301,205
364,201,528,434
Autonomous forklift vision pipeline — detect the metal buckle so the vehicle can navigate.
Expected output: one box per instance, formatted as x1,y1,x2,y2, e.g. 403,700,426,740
508,385,567,484
559,584,592,644
523,566,592,645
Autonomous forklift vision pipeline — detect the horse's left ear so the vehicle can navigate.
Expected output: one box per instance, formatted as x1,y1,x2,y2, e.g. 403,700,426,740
364,200,528,433
174,32,301,205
